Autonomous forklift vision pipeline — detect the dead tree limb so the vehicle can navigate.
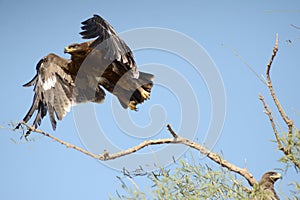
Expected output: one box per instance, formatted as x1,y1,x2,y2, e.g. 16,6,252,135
265,34,294,151
19,121,257,187
260,34,300,169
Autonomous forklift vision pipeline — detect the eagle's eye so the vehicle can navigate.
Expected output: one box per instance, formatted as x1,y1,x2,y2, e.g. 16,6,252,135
71,44,79,49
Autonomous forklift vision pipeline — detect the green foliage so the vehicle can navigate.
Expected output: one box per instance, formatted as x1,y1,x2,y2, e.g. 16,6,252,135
110,176,147,200
278,128,300,172
249,182,281,200
150,161,250,199
112,160,251,199
289,182,300,199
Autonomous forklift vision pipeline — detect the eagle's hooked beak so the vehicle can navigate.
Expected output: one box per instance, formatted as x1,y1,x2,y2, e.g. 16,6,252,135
270,172,282,181
64,46,72,54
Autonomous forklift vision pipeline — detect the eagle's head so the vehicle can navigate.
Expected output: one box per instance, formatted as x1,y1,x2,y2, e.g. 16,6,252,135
254,171,282,200
64,42,91,58
64,43,88,56
260,171,282,184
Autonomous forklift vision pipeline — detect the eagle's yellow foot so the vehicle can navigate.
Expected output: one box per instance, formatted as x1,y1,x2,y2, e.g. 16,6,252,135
139,87,150,99
129,101,137,111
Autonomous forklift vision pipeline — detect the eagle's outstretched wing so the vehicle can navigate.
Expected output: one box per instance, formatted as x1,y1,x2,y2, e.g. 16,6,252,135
78,15,154,110
80,14,138,78
17,53,74,130
80,15,138,70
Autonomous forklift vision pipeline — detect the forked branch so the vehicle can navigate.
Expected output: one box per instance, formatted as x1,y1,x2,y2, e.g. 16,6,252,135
260,34,300,169
265,34,294,151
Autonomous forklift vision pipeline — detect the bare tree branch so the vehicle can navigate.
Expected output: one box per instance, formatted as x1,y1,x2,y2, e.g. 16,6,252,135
165,124,257,186
20,122,102,159
260,34,300,170
19,122,257,187
265,34,294,152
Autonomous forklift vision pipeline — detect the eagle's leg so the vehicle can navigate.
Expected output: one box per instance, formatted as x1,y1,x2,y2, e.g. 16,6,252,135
128,101,138,111
138,87,150,100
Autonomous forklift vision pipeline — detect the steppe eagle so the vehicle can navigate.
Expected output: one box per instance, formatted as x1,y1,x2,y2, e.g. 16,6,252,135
16,14,154,131
252,171,282,200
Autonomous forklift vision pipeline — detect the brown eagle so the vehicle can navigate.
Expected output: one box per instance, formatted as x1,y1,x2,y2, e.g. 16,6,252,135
251,171,282,200
16,14,154,131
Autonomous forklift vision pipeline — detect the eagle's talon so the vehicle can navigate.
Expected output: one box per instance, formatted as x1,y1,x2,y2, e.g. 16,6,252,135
129,101,138,111
139,88,151,100
14,123,22,131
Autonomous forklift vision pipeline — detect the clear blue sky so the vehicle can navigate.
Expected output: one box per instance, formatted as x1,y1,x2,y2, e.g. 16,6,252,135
0,1,299,199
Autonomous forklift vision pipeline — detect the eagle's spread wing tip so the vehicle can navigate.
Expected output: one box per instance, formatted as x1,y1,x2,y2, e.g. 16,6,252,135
22,74,38,87
19,54,74,132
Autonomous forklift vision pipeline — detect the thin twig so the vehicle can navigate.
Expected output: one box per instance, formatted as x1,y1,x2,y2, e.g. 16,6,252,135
221,43,266,85
259,95,285,152
19,122,257,187
290,24,300,30
21,122,102,159
167,124,178,138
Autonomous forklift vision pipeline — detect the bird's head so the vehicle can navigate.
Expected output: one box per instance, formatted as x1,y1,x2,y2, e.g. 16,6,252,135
260,171,282,184
64,43,90,58
64,42,92,59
